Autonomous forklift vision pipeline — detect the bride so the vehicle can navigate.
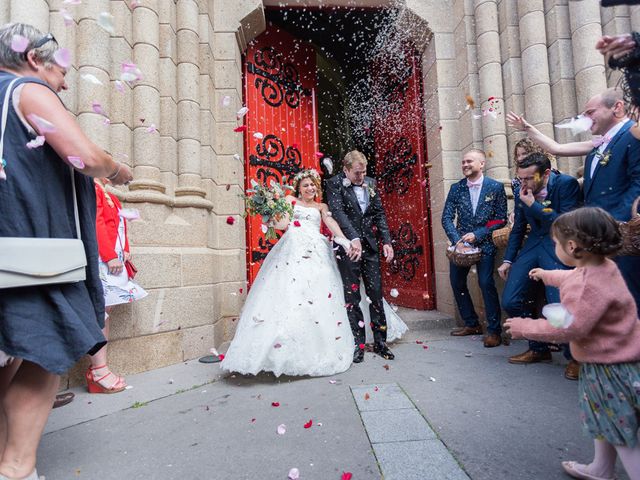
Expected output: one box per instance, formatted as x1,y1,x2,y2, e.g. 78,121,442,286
220,169,406,377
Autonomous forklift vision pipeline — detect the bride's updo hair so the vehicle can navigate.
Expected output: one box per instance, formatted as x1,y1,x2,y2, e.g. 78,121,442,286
292,169,322,198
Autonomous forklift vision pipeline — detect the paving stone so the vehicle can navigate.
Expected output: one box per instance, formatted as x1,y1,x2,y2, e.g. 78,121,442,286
373,439,471,480
351,383,414,411
361,408,437,443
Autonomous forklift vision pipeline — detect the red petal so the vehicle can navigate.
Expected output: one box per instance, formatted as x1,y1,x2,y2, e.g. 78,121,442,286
328,293,332,298
416,340,423,344
304,419,313,429
315,151,323,158
359,343,365,350
291,200,297,206
233,125,247,133
218,354,225,361
423,345,429,349
239,288,243,294
341,473,353,480
293,220,301,227
226,216,235,225
364,393,370,400
351,283,358,292
271,402,280,407
486,219,505,228
488,96,495,101
251,418,256,422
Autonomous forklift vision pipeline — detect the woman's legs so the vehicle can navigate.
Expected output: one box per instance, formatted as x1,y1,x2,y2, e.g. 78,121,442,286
0,360,59,479
88,307,125,391
0,359,22,460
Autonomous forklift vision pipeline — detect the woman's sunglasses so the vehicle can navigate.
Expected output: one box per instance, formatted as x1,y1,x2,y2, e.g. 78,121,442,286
23,33,58,59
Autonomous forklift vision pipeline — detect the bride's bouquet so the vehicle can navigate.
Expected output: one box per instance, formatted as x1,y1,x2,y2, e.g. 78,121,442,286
245,179,294,240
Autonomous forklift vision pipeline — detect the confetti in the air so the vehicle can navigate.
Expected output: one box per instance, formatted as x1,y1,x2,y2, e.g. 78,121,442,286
81,74,103,86
92,102,107,117
53,49,72,69
97,12,115,34
11,35,29,53
288,468,300,480
389,288,399,298
277,424,286,435
61,9,74,26
26,136,45,149
68,156,85,169
119,209,141,220
237,106,249,118
253,132,264,140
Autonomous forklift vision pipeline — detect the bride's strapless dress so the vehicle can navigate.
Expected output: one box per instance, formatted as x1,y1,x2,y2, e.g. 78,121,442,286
220,205,354,377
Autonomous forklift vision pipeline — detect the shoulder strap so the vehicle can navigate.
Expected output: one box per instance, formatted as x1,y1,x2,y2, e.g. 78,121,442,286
0,77,81,240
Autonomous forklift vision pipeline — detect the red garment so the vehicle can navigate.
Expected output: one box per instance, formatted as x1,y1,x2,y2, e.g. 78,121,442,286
94,183,129,262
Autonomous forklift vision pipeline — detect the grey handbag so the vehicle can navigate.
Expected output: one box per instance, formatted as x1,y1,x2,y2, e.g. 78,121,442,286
0,78,87,289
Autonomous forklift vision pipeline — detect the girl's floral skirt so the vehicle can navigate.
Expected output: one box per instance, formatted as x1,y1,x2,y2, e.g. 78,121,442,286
579,362,640,447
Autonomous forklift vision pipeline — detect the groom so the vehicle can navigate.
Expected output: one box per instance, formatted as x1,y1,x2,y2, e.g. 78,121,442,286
326,150,395,363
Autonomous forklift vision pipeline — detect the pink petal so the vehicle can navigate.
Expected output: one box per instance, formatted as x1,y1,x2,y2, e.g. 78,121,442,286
118,208,141,220
67,156,85,169
304,123,311,130
114,80,126,93
26,136,45,149
92,102,107,116
236,106,249,118
288,468,300,480
53,48,72,69
11,35,29,53
315,151,323,158
277,424,286,435
358,321,365,328
60,9,74,26
146,124,158,133
27,114,56,134
81,74,102,86
253,132,264,140
273,343,282,349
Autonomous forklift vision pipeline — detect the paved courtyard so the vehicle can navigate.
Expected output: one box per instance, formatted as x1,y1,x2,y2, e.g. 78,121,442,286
38,311,630,480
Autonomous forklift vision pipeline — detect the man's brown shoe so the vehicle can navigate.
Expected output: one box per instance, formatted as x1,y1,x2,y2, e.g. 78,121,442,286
564,360,580,380
483,334,502,348
450,326,483,336
508,349,552,364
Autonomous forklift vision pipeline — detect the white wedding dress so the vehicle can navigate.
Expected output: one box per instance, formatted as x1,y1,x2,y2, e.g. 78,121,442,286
220,205,354,377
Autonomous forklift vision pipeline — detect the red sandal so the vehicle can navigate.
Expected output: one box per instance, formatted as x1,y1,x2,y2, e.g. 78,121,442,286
85,365,126,394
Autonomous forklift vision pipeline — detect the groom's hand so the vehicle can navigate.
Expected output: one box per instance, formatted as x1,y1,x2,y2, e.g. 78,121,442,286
349,239,362,262
383,244,394,263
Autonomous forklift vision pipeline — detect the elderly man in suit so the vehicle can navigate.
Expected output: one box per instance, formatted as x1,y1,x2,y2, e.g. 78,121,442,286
442,149,507,347
498,153,582,371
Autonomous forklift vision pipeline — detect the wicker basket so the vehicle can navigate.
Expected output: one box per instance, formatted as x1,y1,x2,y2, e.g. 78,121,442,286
492,224,512,249
619,197,640,256
446,239,483,267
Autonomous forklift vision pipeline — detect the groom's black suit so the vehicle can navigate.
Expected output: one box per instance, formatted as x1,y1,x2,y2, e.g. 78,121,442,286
326,172,392,345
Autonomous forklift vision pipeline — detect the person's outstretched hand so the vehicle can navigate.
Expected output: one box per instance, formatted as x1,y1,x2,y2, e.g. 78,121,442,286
506,111,530,131
596,34,636,59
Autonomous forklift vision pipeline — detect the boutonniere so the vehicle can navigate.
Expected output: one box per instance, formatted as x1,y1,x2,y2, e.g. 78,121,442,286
597,150,612,166
363,183,376,198
342,177,352,188
484,195,493,202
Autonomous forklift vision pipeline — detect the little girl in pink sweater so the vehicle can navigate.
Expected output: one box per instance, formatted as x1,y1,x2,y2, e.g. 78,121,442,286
506,207,640,480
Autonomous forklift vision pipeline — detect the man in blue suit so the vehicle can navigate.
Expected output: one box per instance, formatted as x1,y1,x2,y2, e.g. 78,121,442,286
582,89,640,315
442,149,507,348
498,153,582,367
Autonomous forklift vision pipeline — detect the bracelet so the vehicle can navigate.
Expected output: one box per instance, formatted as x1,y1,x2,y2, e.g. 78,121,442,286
107,161,121,180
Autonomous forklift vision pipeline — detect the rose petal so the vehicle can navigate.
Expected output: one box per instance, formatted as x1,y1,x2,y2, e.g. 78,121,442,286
114,80,126,93
61,9,75,26
314,151,323,158
390,288,399,298
146,124,158,134
304,123,311,130
92,102,107,116
218,354,225,361
118,208,141,220
63,0,82,4
236,106,249,118
81,74,102,86
27,114,56,134
329,380,337,384
341,473,353,480
358,321,365,328
26,136,45,149
67,156,85,169
222,95,231,107
288,468,300,480
277,424,286,435
273,343,282,349
226,216,235,225
303,419,312,429
53,48,72,69
271,402,280,407
97,12,115,34
233,126,247,133
253,132,264,140
358,343,365,350
364,393,370,400
11,35,29,53
293,220,301,227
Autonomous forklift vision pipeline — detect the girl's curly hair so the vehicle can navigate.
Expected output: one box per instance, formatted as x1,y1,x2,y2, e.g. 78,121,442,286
552,207,623,258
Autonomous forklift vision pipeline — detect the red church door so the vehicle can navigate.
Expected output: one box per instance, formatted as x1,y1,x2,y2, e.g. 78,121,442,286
372,46,436,310
243,26,320,284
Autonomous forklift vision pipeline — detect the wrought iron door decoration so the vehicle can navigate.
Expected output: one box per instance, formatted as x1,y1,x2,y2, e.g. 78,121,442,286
249,134,303,185
247,46,312,109
389,222,423,282
379,137,417,195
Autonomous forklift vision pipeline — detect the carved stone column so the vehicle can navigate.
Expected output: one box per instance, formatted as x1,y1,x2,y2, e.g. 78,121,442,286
475,0,509,180
127,0,172,205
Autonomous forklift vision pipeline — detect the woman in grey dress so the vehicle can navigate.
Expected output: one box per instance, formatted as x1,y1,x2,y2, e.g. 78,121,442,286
0,24,132,480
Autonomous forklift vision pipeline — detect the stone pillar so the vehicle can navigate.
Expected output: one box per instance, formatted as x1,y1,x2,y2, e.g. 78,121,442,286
127,0,172,205
518,0,554,140
174,0,211,209
569,1,606,109
474,0,509,180
630,5,640,32
76,1,111,154
10,0,49,32
600,4,630,88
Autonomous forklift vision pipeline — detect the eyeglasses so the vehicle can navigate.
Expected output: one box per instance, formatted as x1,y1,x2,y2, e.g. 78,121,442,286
516,176,537,183
23,33,58,59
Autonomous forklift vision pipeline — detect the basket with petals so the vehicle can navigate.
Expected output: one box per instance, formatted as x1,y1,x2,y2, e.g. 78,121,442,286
492,225,511,249
446,239,483,267
245,179,294,240
619,197,640,256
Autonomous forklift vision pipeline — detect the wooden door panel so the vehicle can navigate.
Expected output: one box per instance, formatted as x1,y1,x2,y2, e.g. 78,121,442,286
243,26,319,284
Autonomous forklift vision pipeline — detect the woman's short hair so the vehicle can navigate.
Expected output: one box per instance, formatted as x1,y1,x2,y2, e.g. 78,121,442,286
0,23,59,70
343,150,368,169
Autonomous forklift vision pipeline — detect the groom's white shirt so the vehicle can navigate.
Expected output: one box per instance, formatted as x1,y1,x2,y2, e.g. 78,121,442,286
352,184,367,212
